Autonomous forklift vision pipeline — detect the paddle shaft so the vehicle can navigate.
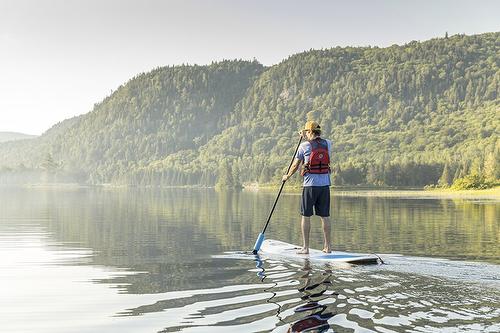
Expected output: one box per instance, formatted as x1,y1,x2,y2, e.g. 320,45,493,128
261,135,302,235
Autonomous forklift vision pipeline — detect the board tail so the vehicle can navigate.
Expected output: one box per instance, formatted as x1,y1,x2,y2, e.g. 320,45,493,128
252,233,265,254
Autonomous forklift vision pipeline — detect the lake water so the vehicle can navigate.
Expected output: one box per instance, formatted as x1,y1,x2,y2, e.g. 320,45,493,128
1,187,499,332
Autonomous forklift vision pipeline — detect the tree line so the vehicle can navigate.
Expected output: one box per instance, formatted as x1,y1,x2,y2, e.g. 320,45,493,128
0,33,498,189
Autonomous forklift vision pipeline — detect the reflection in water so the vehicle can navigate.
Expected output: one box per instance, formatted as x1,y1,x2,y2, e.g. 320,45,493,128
255,256,284,324
2,187,498,265
288,260,335,333
250,256,500,332
0,187,499,332
251,254,500,332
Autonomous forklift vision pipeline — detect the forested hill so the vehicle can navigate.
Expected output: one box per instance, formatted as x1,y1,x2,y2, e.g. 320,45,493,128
1,33,499,187
143,32,499,187
0,132,37,143
0,60,264,183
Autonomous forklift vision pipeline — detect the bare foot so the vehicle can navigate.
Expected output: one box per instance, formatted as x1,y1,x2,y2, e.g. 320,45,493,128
297,248,309,254
322,247,332,253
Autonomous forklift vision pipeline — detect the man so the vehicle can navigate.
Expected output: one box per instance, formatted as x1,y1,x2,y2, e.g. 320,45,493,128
282,121,332,254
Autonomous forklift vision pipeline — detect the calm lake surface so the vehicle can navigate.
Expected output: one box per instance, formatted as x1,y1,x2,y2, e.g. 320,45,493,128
1,187,499,333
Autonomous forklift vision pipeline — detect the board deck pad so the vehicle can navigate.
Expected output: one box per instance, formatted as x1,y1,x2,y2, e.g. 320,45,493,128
259,239,380,265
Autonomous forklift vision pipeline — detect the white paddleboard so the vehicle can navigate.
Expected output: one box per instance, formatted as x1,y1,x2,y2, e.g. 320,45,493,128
260,239,380,265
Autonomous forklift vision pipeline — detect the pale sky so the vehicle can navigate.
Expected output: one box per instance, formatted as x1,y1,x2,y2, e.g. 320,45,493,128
1,0,499,135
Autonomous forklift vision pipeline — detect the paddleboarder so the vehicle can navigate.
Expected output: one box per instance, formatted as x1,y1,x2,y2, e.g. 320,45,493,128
282,121,332,254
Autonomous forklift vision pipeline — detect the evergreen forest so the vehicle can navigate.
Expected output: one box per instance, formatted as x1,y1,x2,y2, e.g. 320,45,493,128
1,32,498,189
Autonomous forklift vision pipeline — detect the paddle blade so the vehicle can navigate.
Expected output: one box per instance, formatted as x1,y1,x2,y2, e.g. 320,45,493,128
252,233,265,254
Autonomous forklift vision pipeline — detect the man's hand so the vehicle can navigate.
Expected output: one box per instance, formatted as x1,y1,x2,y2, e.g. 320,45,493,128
283,158,301,182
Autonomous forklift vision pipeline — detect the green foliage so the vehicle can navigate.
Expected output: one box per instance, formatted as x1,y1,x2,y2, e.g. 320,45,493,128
215,159,242,189
451,173,495,190
0,60,263,186
438,163,452,187
0,33,499,188
40,153,61,172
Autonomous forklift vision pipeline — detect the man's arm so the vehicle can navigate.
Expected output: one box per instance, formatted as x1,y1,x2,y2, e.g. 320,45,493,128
282,158,302,182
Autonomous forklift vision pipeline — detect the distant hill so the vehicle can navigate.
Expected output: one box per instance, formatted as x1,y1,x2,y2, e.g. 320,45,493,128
0,132,37,143
0,33,498,187
0,60,265,183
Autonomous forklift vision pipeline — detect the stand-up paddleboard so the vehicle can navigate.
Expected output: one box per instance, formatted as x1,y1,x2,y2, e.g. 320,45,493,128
260,239,380,265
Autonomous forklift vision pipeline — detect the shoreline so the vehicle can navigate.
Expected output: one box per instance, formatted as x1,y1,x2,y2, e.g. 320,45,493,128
330,188,500,200
2,183,498,200
244,185,500,200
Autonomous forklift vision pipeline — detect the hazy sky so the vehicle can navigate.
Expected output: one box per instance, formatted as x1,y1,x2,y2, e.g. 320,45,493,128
1,0,499,135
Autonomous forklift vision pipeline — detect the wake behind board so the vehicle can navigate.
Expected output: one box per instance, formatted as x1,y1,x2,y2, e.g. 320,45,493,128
260,239,380,265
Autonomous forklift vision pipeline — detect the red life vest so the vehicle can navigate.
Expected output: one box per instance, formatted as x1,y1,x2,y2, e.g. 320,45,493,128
301,138,330,176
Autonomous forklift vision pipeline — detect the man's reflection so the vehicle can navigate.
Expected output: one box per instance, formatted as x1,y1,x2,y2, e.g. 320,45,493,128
288,260,335,333
254,257,336,332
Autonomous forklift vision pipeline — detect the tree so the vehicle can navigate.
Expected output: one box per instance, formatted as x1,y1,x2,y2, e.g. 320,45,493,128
40,153,59,172
483,151,498,181
40,153,61,183
215,160,235,189
438,163,452,187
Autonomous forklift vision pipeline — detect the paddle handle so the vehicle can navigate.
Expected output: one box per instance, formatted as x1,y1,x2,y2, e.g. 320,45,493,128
261,180,286,234
252,135,302,254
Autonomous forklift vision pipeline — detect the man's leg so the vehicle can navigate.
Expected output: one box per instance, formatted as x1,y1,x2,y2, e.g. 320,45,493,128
320,216,332,253
298,216,311,254
316,186,331,253
299,187,313,254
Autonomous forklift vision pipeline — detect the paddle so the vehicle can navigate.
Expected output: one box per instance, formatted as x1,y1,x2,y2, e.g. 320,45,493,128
252,134,303,254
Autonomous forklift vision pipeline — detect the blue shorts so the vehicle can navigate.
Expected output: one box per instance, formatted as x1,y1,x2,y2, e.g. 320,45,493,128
300,186,330,217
